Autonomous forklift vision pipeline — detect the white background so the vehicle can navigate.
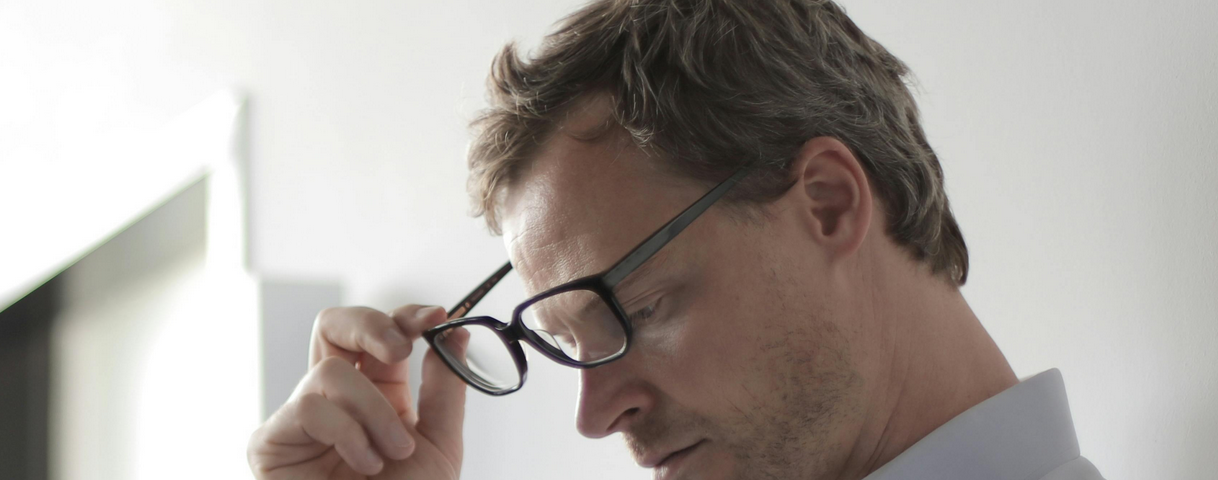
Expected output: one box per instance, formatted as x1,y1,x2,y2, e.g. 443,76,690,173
3,0,1216,479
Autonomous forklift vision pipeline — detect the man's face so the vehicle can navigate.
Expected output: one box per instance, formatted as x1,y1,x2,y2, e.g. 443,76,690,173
500,104,871,480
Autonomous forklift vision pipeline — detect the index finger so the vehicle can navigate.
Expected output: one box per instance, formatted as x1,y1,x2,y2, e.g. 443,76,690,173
387,304,450,338
309,307,413,368
364,304,450,419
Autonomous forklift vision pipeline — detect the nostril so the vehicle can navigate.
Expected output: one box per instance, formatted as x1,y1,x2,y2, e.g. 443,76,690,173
604,407,643,435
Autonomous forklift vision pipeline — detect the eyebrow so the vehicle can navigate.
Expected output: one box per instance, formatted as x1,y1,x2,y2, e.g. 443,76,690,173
543,251,674,330
607,248,674,302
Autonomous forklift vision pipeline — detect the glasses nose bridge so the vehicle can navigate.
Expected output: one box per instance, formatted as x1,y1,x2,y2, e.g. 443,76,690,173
500,314,525,340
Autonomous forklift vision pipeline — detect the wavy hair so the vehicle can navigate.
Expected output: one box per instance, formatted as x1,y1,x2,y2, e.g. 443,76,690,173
467,0,969,285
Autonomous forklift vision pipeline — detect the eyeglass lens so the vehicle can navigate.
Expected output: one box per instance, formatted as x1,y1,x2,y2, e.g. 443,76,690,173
521,289,626,363
432,324,521,392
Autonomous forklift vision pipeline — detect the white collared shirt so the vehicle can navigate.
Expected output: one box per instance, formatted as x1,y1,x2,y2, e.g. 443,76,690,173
863,369,1105,480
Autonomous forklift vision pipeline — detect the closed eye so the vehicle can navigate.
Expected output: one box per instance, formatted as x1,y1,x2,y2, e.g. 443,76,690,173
627,303,657,325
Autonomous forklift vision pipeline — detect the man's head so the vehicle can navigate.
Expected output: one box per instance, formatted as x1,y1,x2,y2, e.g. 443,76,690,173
470,0,967,286
468,1,969,478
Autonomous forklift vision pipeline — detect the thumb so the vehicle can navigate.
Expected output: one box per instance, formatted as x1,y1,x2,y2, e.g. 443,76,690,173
416,343,468,466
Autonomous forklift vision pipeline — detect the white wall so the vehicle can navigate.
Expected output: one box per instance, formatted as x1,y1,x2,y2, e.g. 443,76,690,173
840,3,1218,478
8,0,1216,479
50,178,261,480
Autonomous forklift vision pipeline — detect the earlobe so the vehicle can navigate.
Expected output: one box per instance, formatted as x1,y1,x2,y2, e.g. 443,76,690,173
793,137,873,257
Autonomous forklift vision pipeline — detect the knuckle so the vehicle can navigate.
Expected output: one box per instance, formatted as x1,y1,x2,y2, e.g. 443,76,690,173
295,391,327,412
353,308,388,329
247,449,271,477
285,393,322,426
314,356,353,378
316,305,383,329
247,428,279,474
247,424,268,451
313,307,350,341
315,306,343,327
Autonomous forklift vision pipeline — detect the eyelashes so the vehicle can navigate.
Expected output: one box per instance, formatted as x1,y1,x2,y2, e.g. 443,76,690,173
626,303,657,324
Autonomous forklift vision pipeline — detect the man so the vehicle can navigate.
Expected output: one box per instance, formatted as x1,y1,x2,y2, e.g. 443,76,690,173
248,1,1105,479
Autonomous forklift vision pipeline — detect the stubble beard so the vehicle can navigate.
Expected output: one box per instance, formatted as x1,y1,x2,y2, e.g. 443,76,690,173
625,319,865,480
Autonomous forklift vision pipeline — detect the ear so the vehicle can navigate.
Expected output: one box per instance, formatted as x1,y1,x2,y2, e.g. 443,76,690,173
787,136,874,259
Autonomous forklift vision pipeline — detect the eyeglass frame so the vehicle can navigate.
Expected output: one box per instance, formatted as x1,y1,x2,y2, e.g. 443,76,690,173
423,162,754,396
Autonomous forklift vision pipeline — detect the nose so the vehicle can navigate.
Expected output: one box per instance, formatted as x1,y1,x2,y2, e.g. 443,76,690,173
574,357,655,438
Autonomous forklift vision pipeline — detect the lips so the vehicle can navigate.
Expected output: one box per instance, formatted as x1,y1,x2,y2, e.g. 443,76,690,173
647,440,704,480
640,441,694,468
663,441,701,465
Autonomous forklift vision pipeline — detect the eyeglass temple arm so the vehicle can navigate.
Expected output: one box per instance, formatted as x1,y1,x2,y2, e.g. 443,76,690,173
448,261,514,319
603,164,753,288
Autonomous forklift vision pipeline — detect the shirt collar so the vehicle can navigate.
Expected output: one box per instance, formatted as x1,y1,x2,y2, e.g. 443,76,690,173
863,369,1081,480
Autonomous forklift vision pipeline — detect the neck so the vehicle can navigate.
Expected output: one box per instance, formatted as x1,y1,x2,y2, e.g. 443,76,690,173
838,259,1018,480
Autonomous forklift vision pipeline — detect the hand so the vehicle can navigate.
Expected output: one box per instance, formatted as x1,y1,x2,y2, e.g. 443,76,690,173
248,305,467,479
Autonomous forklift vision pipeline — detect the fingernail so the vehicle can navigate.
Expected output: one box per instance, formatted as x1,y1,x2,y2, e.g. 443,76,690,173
417,306,443,320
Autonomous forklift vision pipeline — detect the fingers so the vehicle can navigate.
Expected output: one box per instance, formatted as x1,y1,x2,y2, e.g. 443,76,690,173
416,329,469,465
388,304,449,338
250,388,396,477
310,307,414,368
385,305,450,424
301,357,417,462
253,303,464,479
294,392,385,475
350,351,413,420
305,304,452,421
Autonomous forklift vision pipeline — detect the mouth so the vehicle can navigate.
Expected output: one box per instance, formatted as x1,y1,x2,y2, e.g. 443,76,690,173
651,440,705,480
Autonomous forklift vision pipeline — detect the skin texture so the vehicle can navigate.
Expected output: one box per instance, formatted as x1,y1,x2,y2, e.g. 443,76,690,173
247,305,467,480
247,97,1018,480
497,96,1019,480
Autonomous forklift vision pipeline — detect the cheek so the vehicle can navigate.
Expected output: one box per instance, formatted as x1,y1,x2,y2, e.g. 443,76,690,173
682,251,835,416
627,285,749,404
643,211,830,415
642,285,784,417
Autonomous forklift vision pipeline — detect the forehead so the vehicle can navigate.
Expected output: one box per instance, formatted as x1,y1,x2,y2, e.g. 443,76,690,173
500,100,701,294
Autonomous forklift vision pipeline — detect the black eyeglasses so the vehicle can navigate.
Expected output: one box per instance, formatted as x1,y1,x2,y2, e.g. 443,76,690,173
423,163,753,395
